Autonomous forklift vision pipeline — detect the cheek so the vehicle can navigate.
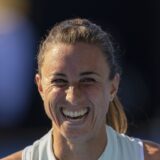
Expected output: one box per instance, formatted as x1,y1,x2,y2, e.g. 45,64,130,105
86,85,109,102
43,88,64,120
86,86,110,113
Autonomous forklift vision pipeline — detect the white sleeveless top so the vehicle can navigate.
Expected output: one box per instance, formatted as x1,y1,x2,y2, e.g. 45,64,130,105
22,126,144,160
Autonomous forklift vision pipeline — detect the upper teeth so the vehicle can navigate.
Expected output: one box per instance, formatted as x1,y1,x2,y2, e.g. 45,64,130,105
62,108,88,118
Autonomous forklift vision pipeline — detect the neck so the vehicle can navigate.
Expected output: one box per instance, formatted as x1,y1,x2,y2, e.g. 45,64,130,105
52,126,107,160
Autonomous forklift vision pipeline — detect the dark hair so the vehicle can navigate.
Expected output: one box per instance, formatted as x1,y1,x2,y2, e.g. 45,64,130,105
37,18,127,133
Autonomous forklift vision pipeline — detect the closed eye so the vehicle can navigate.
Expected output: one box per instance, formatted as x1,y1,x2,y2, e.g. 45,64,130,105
51,79,68,87
80,78,96,84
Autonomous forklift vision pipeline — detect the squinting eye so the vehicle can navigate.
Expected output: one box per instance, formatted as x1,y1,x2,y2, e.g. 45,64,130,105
51,79,68,87
80,78,96,84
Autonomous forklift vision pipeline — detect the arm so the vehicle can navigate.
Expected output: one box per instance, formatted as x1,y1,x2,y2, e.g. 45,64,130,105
143,140,160,160
1,151,22,160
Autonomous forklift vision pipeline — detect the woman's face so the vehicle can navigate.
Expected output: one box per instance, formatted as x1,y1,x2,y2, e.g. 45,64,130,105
35,42,119,142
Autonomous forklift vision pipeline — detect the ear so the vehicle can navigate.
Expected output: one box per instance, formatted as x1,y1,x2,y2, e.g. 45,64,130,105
109,73,120,101
35,73,44,100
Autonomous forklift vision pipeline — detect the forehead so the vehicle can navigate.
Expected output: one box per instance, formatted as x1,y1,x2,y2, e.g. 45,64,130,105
41,43,109,76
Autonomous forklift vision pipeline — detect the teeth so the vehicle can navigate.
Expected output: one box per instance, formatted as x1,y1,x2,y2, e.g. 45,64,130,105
62,108,88,118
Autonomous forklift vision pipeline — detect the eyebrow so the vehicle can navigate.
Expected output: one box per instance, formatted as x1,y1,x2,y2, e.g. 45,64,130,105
52,73,67,77
80,71,101,77
52,71,100,77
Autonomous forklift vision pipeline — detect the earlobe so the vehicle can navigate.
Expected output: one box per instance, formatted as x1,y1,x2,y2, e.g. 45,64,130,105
35,74,44,99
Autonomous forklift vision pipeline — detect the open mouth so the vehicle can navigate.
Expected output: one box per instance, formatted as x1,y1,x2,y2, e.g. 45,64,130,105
61,107,90,120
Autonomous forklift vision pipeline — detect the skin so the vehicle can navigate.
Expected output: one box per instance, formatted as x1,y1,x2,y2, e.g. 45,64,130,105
36,42,119,160
1,43,160,160
1,151,22,160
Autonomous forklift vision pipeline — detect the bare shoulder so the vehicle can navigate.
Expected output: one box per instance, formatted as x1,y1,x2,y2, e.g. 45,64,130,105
143,140,160,160
1,151,22,160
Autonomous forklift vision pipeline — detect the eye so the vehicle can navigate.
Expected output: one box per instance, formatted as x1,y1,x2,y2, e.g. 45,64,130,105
51,79,68,87
80,77,96,84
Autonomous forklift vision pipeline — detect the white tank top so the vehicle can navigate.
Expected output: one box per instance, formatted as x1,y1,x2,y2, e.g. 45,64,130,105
22,126,144,160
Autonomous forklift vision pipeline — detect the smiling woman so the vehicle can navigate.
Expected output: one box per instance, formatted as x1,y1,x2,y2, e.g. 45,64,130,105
37,18,127,134
2,18,160,160
36,42,116,143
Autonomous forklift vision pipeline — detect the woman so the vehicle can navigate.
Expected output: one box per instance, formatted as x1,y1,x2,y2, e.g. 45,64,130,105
2,18,160,160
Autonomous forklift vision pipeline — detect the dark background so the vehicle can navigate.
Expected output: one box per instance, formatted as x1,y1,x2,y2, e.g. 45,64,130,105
0,0,159,158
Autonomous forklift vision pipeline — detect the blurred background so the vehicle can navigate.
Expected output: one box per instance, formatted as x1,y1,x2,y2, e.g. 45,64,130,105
0,0,159,158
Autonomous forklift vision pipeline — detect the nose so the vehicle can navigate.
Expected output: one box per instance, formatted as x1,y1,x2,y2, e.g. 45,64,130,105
65,84,84,105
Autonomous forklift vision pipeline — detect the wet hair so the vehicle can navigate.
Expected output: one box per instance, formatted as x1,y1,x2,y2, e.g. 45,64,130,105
37,18,127,133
